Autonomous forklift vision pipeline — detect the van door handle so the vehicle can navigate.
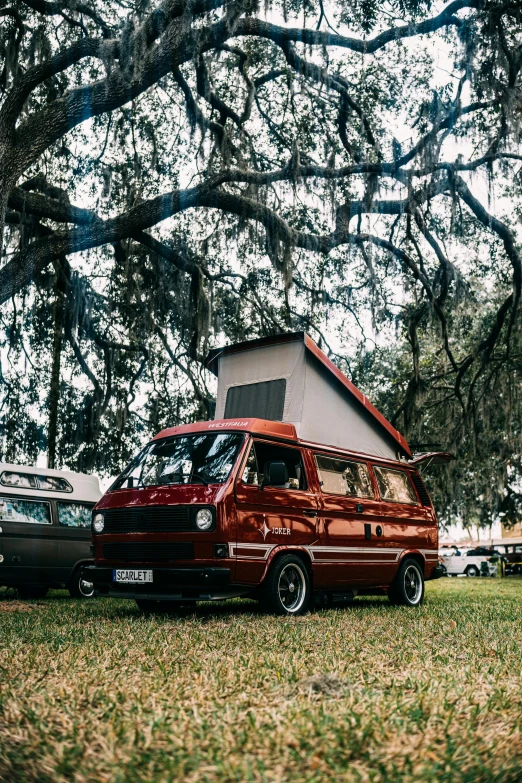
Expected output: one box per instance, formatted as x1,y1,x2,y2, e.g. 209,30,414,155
303,510,317,517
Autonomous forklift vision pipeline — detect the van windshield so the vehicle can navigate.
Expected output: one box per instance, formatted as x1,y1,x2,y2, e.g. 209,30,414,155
111,433,245,490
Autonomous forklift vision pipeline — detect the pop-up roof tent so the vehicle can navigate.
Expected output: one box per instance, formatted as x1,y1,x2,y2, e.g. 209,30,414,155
205,332,411,461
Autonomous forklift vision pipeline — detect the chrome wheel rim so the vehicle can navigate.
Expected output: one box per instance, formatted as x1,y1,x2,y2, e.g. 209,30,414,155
80,579,94,597
277,562,306,613
467,567,478,577
404,565,422,604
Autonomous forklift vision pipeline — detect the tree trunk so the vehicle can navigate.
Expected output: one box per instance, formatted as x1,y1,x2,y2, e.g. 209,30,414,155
0,177,9,263
0,142,22,264
47,287,65,469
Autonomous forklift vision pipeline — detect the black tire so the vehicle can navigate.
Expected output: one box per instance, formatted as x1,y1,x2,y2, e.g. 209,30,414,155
17,584,49,600
68,569,94,598
388,558,424,607
465,565,479,577
260,554,310,616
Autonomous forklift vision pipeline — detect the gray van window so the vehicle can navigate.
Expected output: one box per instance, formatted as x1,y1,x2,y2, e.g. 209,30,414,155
0,471,72,493
1,472,37,489
0,497,52,525
57,502,92,528
37,475,73,493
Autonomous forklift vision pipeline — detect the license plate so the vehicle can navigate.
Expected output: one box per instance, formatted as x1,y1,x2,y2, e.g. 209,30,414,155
113,569,153,583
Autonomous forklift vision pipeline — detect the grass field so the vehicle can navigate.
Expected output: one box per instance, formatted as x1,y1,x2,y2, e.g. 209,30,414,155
1,578,521,783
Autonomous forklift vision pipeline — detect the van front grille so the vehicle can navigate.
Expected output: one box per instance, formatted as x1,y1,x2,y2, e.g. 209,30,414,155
103,542,194,562
410,473,432,507
103,506,192,533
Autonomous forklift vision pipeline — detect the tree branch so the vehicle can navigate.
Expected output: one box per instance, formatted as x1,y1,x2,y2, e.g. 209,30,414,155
235,1,478,55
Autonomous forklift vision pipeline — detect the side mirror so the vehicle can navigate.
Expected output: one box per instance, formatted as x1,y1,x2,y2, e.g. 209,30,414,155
263,461,288,487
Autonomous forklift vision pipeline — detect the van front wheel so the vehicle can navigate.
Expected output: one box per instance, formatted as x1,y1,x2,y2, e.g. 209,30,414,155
388,559,424,607
68,570,94,598
261,554,310,616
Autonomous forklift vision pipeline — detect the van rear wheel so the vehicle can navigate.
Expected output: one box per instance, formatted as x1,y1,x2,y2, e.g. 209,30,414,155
17,585,49,600
388,559,424,607
260,554,310,616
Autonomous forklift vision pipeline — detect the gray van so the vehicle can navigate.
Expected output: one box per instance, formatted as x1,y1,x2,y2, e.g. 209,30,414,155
0,464,101,598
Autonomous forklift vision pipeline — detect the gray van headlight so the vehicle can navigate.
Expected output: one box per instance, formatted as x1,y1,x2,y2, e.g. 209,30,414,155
195,509,213,530
93,513,105,533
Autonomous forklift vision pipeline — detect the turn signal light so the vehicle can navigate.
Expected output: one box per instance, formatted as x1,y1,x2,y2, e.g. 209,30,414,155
214,544,228,559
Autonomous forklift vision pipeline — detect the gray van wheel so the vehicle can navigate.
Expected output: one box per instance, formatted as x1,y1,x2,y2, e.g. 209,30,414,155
260,554,310,616
68,570,94,598
388,559,424,607
17,585,49,599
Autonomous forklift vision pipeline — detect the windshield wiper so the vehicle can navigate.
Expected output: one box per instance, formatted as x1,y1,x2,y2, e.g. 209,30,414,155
188,472,209,486
158,472,209,486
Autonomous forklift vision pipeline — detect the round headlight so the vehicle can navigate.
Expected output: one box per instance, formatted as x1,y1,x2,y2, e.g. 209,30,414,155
195,509,213,531
93,513,105,533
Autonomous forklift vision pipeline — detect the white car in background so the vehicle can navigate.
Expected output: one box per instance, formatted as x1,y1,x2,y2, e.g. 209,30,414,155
439,548,497,577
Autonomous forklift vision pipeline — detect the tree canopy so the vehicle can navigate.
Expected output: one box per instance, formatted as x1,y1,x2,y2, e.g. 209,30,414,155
1,0,522,530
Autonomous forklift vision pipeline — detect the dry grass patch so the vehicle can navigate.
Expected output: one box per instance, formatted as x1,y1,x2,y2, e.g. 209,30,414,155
0,578,521,782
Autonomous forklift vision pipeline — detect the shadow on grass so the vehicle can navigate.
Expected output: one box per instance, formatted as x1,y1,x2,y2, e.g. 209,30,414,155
87,594,402,623
0,588,76,602
3,584,472,618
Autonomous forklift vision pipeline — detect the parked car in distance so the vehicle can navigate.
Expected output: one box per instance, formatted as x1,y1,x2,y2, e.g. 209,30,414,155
0,464,101,598
478,539,522,574
439,548,496,577
437,555,448,577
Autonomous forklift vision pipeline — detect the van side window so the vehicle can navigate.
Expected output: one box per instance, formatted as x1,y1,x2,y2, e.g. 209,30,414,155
241,444,260,486
374,467,417,504
0,497,52,525
0,471,72,492
57,502,92,528
315,455,374,498
37,476,73,493
241,441,307,490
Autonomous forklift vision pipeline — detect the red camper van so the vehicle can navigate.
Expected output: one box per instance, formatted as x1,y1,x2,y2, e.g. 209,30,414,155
83,333,446,615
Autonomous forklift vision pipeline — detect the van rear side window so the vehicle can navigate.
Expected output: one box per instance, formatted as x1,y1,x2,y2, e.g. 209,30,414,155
315,455,374,498
374,467,417,504
0,497,52,525
57,502,92,528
